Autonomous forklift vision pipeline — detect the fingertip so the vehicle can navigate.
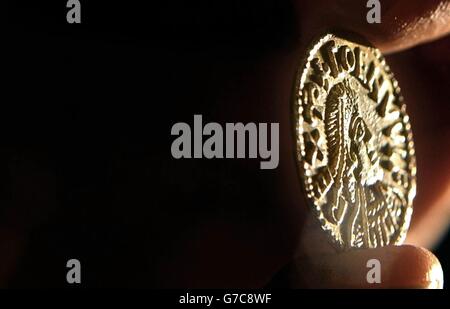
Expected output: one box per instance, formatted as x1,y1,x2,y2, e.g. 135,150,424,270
283,245,443,288
388,245,444,289
372,0,450,53
295,0,450,54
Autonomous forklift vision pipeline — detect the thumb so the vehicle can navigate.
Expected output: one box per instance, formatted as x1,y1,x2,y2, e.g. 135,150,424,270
270,245,443,288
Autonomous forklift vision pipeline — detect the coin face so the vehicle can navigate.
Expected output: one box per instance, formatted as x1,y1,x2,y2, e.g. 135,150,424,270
293,33,416,250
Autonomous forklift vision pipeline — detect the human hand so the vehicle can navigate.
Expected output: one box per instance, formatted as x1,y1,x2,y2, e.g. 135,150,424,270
273,0,450,289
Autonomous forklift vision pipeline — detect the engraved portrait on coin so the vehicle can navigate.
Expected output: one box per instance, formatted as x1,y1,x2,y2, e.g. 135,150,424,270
293,33,417,250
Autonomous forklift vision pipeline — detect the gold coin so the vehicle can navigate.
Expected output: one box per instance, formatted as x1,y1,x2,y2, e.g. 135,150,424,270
293,33,416,250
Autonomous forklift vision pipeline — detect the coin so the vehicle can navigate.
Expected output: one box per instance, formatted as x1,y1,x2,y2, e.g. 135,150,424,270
293,33,416,250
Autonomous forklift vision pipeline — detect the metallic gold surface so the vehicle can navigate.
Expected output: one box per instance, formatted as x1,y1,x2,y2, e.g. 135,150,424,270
293,33,416,250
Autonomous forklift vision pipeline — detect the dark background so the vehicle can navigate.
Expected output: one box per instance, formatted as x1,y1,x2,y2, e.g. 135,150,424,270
5,1,450,288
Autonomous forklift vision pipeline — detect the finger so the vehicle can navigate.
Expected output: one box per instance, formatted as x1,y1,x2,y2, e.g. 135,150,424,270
273,245,443,288
296,0,450,53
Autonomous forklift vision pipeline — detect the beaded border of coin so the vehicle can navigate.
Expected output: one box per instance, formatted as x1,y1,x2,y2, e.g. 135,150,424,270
292,33,417,250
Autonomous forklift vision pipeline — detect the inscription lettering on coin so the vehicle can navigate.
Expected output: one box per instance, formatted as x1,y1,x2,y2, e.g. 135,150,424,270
293,34,416,250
